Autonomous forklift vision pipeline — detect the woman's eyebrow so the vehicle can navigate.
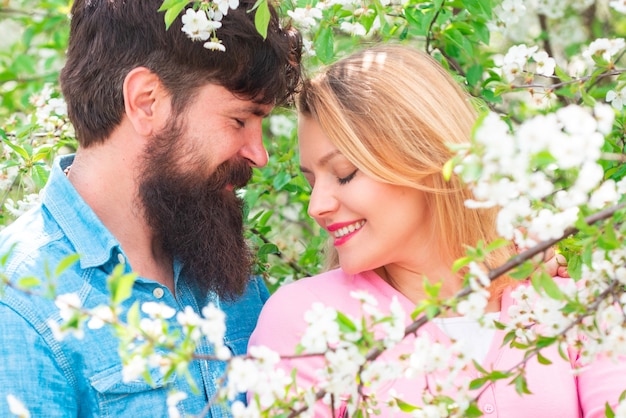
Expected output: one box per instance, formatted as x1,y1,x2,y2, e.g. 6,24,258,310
299,149,342,173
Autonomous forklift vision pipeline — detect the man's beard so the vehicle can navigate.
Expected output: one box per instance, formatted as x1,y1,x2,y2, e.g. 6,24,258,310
138,119,254,300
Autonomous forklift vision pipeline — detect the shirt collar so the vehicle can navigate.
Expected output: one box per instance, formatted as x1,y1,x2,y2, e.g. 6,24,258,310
42,154,122,270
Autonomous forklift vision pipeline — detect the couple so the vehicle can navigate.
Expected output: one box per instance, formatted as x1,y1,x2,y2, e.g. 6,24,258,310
0,1,621,417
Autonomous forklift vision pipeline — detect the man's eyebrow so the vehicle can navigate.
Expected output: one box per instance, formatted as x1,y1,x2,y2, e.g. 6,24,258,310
243,103,273,118
299,149,343,173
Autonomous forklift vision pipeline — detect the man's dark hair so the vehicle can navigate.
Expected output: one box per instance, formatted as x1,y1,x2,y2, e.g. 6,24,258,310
60,0,302,147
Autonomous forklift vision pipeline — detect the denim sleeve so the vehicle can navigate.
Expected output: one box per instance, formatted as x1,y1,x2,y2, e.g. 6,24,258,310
221,275,270,356
0,303,78,418
256,275,270,304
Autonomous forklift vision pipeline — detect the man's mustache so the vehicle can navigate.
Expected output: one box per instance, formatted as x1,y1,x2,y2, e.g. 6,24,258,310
207,158,253,192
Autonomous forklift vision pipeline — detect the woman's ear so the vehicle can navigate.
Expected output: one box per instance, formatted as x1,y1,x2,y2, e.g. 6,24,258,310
123,67,170,136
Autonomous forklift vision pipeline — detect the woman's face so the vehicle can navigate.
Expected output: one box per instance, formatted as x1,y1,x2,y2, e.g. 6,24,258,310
298,115,433,274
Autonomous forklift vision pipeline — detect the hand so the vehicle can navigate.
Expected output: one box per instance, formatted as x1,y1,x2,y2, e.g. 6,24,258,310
516,229,570,278
544,251,569,278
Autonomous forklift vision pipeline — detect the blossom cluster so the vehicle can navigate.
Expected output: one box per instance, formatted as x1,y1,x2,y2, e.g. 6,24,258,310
488,37,626,111
507,257,626,368
245,291,479,416
180,1,240,51
456,103,622,248
285,0,404,55
0,84,75,225
490,0,595,33
489,0,626,54
497,44,556,81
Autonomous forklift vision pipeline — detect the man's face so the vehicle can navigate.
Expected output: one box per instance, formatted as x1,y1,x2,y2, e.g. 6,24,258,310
138,84,273,298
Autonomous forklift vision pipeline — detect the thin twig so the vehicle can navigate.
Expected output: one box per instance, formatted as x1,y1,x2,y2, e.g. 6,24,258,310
250,227,315,277
510,69,624,90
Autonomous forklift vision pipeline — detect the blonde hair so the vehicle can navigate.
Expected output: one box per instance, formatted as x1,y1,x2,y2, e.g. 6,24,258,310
297,44,515,298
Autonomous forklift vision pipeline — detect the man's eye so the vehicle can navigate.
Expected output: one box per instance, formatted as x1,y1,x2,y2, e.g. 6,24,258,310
338,169,358,185
235,119,245,127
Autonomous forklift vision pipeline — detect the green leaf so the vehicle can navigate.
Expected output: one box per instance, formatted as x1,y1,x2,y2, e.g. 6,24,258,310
272,171,292,191
12,54,36,75
392,398,419,412
31,164,50,189
17,276,41,289
161,0,188,30
158,0,184,12
464,0,493,18
447,21,474,35
539,271,563,300
425,304,440,319
253,0,270,39
466,64,484,87
54,254,80,277
502,330,517,346
442,158,454,181
243,187,264,211
336,311,357,333
580,86,596,107
553,65,572,82
486,238,512,253
471,20,490,44
510,260,535,280
423,277,441,298
535,335,557,349
536,351,553,365
33,145,55,162
2,137,31,160
126,301,141,328
472,360,488,374
315,25,335,63
469,376,488,390
599,219,620,249
452,256,472,273
22,26,36,48
464,403,484,418
512,373,531,395
403,4,436,36
258,243,279,256
108,266,137,305
605,402,615,418
581,241,594,266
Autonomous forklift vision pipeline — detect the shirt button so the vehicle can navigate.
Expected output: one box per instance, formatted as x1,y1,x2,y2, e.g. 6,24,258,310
483,403,495,414
117,253,125,264
153,287,165,299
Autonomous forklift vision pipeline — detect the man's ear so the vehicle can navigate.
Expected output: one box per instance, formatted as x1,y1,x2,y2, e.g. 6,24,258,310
123,67,170,136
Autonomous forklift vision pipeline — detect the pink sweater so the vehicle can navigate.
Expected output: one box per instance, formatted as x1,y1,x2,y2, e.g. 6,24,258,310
249,269,626,417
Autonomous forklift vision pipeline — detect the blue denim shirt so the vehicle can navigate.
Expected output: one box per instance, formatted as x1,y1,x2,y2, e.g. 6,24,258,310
0,155,269,417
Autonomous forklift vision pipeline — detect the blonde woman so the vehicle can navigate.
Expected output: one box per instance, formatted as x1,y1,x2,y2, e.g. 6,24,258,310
249,45,623,416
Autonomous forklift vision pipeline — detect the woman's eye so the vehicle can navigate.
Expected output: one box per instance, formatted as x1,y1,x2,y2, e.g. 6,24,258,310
338,169,358,185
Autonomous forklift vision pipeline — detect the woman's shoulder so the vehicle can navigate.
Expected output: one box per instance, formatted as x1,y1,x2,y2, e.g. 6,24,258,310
250,269,359,350
258,268,384,317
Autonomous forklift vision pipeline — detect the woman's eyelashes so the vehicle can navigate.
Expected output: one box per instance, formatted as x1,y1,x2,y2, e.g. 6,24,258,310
338,169,358,185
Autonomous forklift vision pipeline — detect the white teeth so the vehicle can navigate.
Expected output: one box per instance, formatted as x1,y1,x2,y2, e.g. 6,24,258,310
334,220,365,238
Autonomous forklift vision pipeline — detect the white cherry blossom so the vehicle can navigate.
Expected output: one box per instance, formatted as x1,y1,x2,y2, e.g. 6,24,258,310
6,395,30,418
607,87,626,109
339,21,366,36
181,9,213,41
610,0,626,13
287,7,323,30
532,50,556,76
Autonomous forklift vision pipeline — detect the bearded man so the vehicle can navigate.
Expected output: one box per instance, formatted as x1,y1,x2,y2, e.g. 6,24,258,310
0,0,301,416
